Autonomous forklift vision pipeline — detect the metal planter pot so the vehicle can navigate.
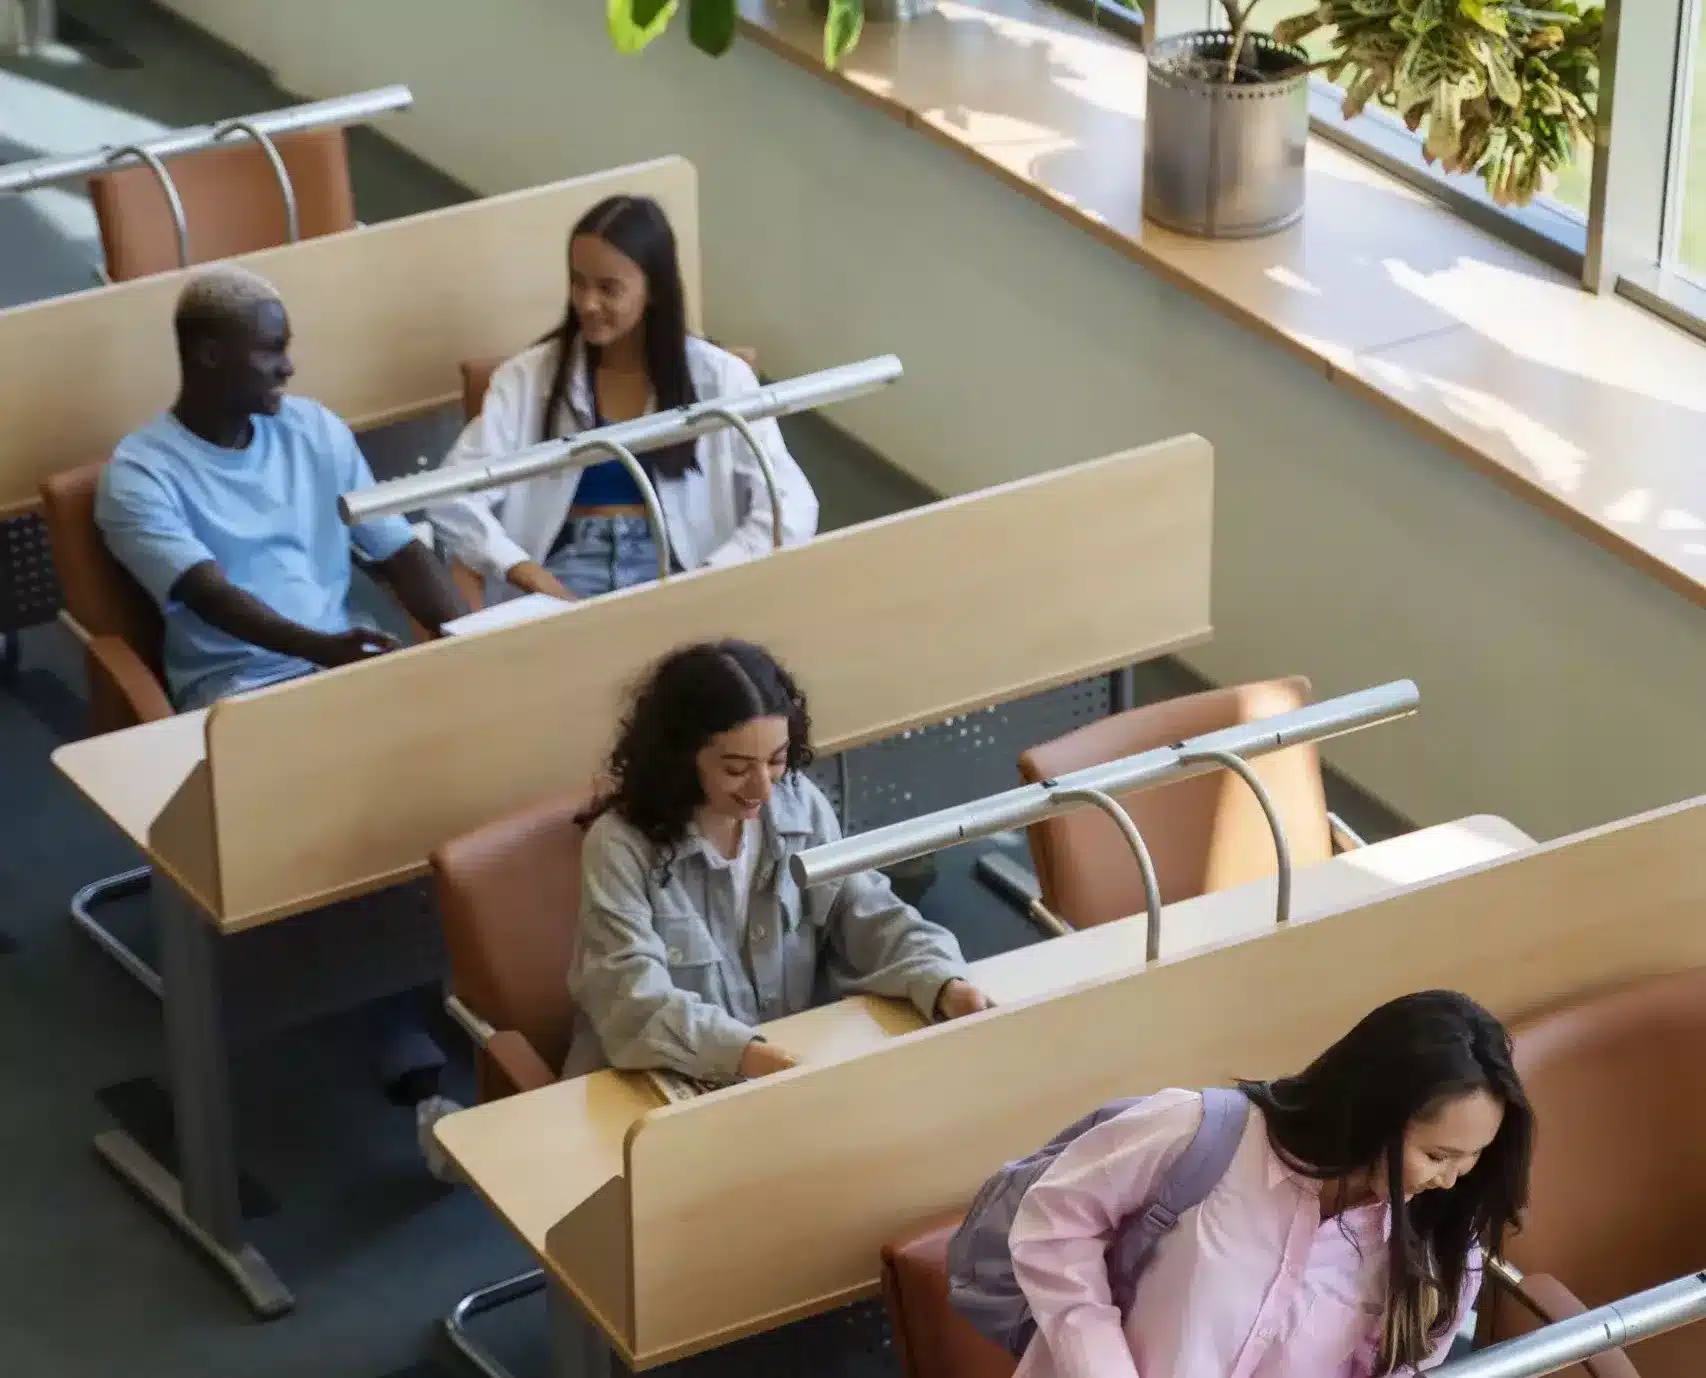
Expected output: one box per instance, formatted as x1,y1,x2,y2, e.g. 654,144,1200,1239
811,0,936,21
1143,31,1310,240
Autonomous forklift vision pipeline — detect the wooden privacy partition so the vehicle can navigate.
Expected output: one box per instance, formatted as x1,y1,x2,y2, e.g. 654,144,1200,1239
194,436,1213,927
0,158,700,515
603,792,1706,1363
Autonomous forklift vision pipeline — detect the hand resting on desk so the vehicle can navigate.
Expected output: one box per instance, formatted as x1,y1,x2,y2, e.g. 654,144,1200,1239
739,1039,802,1079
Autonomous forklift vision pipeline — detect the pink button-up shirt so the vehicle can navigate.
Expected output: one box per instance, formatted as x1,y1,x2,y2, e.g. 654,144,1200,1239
1009,1088,1476,1378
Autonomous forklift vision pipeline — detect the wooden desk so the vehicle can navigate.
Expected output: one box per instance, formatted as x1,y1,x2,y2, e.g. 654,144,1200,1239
53,710,216,910
47,435,1214,1319
436,815,1531,1369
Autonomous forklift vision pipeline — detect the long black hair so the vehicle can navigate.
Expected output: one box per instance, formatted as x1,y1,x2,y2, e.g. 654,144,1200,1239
538,195,699,479
578,640,814,878
1239,991,1532,1373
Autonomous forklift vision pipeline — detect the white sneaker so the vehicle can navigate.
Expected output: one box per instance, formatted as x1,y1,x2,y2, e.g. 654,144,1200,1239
415,1094,464,1183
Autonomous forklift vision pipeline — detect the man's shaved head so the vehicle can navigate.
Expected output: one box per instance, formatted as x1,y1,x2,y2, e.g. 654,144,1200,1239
173,265,282,355
172,266,294,420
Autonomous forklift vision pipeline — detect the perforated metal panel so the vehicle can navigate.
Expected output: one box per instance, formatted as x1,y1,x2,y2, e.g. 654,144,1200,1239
842,675,1112,833
804,755,845,822
221,880,447,1040
0,513,62,633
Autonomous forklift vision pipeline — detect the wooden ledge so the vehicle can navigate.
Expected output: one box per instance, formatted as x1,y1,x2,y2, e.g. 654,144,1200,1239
739,0,1706,611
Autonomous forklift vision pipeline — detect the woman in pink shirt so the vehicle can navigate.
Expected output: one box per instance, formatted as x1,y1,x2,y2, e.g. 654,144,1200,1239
1009,991,1533,1378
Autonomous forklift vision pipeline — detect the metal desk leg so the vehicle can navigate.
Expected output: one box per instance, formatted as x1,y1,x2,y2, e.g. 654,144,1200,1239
548,1284,614,1378
91,874,292,1318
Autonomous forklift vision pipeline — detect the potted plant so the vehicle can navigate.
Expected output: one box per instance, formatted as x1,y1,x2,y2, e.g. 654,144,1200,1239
1142,2,1315,240
1273,1,1601,208
1143,1,1600,238
607,0,870,67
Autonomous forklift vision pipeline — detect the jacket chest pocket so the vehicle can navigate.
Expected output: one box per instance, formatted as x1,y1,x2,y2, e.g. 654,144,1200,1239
655,911,726,1001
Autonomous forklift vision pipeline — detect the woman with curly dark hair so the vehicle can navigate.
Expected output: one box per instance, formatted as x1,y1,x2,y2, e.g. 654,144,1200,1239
564,639,990,1082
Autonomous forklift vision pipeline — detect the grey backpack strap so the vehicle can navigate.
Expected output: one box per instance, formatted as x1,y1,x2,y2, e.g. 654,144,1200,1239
1106,1089,1250,1309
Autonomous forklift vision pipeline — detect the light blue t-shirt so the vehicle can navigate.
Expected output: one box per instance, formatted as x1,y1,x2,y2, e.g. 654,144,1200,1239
95,397,415,710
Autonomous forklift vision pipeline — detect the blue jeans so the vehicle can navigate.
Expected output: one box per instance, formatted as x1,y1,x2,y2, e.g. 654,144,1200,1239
544,515,664,598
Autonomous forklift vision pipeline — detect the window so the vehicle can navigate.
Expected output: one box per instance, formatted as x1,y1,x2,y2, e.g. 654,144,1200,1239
1675,3,1706,279
1052,0,1706,339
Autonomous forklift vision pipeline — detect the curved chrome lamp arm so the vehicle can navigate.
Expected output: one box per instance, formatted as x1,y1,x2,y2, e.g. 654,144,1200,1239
1176,746,1292,927
691,403,785,552
1049,786,1164,961
103,143,190,268
212,118,299,242
565,437,672,584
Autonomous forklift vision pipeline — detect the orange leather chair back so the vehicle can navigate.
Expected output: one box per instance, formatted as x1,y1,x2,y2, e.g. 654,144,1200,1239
460,357,504,422
89,128,357,282
1018,678,1333,929
39,462,167,733
1489,967,1706,1378
882,1218,1015,1378
430,790,597,1093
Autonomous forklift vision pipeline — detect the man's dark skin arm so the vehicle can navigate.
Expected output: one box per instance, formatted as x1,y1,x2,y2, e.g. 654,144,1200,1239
172,562,400,668
373,540,467,636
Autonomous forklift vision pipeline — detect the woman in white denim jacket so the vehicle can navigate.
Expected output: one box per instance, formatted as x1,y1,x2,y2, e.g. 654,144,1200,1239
428,195,818,606
565,640,992,1083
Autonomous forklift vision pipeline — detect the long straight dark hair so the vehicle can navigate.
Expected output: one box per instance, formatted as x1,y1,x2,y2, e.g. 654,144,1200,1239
537,195,699,479
1239,991,1532,1373
577,640,815,880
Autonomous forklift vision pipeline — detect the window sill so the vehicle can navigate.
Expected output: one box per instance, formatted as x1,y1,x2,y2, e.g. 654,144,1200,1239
739,0,1706,611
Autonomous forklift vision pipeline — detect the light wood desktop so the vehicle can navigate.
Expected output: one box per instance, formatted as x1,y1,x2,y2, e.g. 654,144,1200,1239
0,157,700,518
436,813,1536,1368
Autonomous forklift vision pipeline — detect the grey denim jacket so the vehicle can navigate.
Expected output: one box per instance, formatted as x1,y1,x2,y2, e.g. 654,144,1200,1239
563,773,969,1082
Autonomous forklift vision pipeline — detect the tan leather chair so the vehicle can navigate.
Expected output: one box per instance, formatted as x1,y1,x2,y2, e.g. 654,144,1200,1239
1017,678,1354,931
1477,967,1706,1378
883,1219,1015,1378
429,788,594,1103
428,788,596,1372
38,462,173,991
39,462,172,732
459,356,505,425
89,127,356,282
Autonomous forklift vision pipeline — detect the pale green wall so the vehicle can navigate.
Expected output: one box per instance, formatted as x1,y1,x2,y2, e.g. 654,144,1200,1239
162,0,1706,840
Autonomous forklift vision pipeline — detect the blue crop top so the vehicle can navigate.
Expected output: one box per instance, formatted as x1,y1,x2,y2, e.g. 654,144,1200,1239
570,457,646,508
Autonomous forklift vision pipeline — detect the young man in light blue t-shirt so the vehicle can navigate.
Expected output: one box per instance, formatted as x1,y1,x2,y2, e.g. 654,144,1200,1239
96,266,469,1177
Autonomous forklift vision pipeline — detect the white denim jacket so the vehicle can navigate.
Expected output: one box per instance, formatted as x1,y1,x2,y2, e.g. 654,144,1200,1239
427,336,818,586
564,773,968,1082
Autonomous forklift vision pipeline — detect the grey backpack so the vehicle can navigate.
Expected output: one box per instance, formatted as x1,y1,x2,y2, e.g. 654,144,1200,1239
946,1088,1250,1358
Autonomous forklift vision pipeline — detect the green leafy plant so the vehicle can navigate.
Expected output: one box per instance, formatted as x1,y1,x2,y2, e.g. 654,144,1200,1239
1274,1,1601,207
607,0,867,69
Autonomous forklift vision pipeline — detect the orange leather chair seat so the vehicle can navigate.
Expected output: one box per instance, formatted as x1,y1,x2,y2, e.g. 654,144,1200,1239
882,1217,1015,1378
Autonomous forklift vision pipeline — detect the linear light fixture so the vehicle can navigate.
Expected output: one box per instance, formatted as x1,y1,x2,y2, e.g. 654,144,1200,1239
791,681,1421,889
0,87,414,194
339,354,903,525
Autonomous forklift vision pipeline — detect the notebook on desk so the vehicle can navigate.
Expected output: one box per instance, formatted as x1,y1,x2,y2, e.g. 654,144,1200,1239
645,1069,722,1103
443,592,570,637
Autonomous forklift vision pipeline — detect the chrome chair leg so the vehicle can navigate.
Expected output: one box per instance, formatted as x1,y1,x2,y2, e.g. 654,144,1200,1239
70,865,160,995
444,1268,546,1378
